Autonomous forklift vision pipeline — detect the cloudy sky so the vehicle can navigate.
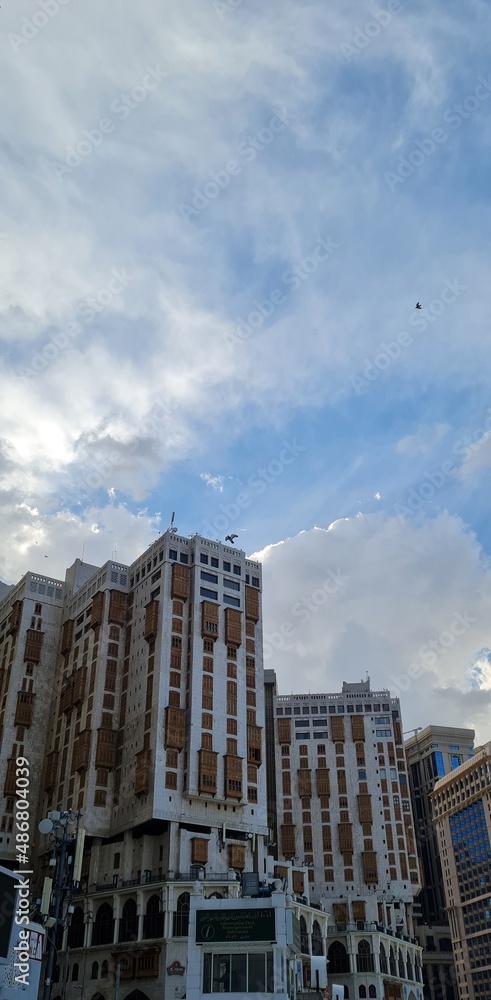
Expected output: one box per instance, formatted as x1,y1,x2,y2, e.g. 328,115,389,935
2,0,491,741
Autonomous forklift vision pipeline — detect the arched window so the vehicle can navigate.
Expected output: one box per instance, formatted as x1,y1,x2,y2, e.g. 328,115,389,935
406,956,413,982
379,943,388,975
119,898,138,942
359,987,367,998
90,962,99,980
389,948,396,977
143,894,164,939
91,903,114,946
173,892,190,937
327,942,350,974
300,916,309,954
101,961,109,979
311,920,323,956
67,907,85,949
369,987,376,998
398,951,405,978
71,964,79,982
357,940,374,973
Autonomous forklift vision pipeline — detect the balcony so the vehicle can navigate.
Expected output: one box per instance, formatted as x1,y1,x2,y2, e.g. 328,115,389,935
74,870,240,896
14,691,35,727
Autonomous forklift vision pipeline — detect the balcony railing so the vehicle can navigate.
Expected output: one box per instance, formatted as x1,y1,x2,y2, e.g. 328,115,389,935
76,869,240,895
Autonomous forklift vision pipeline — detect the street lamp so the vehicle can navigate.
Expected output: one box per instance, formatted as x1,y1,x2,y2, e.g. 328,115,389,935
38,810,85,1000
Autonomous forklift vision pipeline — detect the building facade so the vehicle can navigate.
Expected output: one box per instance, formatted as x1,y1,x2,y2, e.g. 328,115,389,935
430,742,491,1000
31,532,268,1000
406,726,475,1000
268,678,423,1000
0,572,66,866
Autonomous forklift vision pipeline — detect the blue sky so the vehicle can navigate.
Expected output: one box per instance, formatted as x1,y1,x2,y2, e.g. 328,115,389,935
2,0,491,739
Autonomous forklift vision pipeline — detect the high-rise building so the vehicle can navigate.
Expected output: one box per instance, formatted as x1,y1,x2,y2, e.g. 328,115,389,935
29,532,268,1000
406,726,475,1000
430,742,491,1000
0,571,66,867
267,676,423,999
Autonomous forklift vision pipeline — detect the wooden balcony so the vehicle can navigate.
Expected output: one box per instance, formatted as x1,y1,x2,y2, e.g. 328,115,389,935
224,607,242,646
96,728,117,768
135,749,151,796
338,823,353,853
14,692,34,727
44,750,58,791
24,629,43,663
60,618,74,655
198,749,218,796
109,589,127,625
358,793,373,824
277,718,291,744
171,562,190,601
8,599,23,636
191,838,209,864
228,844,245,870
91,591,104,629
224,754,243,800
144,600,159,643
72,730,91,773
297,769,312,797
72,668,86,706
245,586,259,622
281,824,296,855
59,680,74,714
316,767,330,796
164,706,185,750
3,759,16,796
201,601,219,641
351,716,365,741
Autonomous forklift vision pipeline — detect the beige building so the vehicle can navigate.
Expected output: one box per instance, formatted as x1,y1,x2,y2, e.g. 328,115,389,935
430,742,491,1000
31,532,267,1000
267,676,423,1000
0,571,66,865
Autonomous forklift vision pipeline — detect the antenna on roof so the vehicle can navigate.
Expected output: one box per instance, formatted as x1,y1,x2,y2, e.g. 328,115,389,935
168,512,178,534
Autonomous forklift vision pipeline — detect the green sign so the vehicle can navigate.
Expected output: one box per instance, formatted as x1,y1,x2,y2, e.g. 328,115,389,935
196,908,276,944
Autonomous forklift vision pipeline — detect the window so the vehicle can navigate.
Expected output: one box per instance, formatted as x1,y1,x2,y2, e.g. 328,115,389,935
376,730,391,737
179,552,189,563
169,549,177,560
200,553,209,564
233,564,241,575
203,952,273,993
201,571,218,584
252,577,259,587
211,557,219,568
224,595,240,607
200,587,218,601
224,578,240,591
223,561,231,572
302,706,310,715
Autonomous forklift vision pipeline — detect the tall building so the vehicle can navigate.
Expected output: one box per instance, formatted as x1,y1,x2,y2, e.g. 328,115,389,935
406,726,475,1000
0,571,66,866
268,677,424,999
30,532,268,1000
430,742,491,1000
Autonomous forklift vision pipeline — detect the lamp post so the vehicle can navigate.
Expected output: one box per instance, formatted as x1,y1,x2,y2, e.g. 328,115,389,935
39,810,84,1000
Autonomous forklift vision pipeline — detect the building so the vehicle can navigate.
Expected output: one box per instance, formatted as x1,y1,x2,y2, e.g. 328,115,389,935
268,677,423,999
430,742,491,1000
31,532,268,1000
406,726,475,1000
0,571,66,866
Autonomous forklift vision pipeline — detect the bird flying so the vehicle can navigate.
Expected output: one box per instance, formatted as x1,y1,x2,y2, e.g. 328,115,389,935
225,534,238,544
415,302,422,309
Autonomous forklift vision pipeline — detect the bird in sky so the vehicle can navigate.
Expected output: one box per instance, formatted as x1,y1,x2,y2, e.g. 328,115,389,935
415,302,422,309
225,534,238,544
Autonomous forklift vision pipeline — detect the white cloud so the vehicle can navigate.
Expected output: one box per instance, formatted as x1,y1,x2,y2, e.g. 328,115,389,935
200,472,225,492
396,423,450,456
253,513,491,744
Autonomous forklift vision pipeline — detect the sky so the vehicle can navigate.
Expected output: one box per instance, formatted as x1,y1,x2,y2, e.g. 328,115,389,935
2,0,491,741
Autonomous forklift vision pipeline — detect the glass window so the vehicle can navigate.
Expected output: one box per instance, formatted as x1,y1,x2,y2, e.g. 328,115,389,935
347,705,354,713
200,587,218,601
364,704,372,712
302,706,310,715
276,708,283,716
224,578,240,591
180,553,189,564
284,707,292,715
252,577,260,587
224,595,240,607
211,557,219,568
200,553,209,564
296,733,310,740
311,706,318,714
373,704,380,712
201,571,218,584
293,707,300,716
337,705,345,713
223,561,231,572
233,565,241,575
169,550,177,560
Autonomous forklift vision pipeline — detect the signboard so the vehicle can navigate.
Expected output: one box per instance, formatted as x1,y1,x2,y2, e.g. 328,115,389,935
28,930,44,962
196,909,276,944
